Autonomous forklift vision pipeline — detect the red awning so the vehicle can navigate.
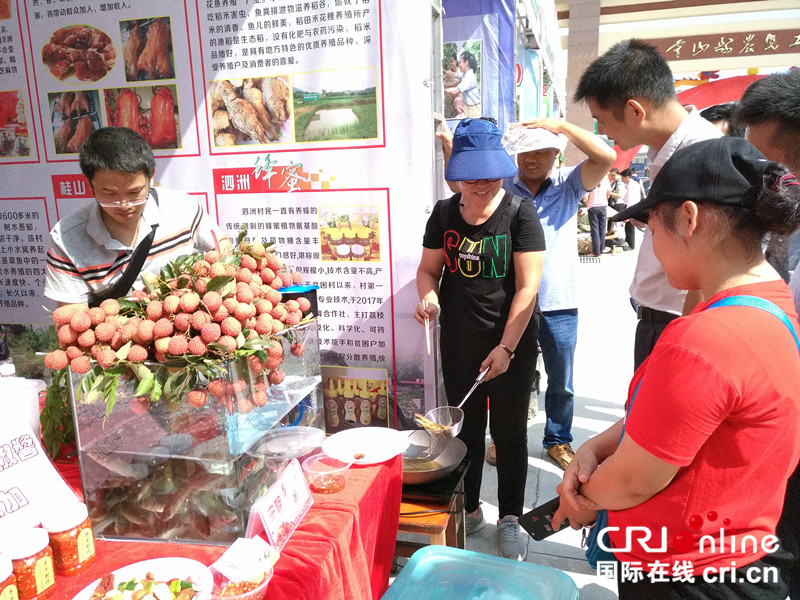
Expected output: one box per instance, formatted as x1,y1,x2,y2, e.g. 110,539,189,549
676,74,766,111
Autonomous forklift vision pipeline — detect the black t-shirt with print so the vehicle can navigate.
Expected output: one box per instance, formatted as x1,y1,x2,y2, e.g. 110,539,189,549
423,191,545,334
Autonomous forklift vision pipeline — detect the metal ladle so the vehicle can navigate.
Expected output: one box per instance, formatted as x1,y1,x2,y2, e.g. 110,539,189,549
415,366,490,438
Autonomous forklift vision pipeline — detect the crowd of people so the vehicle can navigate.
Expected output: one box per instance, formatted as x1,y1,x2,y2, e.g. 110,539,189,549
418,39,800,598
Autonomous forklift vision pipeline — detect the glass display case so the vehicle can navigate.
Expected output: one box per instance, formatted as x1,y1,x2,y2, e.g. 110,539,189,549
69,319,324,545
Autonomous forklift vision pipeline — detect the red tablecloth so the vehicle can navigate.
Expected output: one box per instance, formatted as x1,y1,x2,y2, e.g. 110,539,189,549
55,456,402,600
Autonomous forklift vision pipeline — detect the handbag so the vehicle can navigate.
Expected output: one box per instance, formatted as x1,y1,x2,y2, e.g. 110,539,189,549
583,294,800,569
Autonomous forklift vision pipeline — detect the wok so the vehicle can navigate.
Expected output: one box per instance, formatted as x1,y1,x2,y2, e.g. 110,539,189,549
402,430,467,485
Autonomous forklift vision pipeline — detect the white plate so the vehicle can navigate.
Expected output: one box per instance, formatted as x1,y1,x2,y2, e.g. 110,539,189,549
72,557,213,600
322,427,411,465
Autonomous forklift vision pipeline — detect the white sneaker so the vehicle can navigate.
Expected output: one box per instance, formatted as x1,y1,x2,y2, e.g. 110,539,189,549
465,507,485,535
497,515,528,561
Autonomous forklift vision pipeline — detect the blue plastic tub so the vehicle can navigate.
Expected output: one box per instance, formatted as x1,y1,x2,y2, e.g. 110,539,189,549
383,546,579,600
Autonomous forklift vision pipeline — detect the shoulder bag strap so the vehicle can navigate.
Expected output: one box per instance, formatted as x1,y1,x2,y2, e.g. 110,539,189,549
88,223,159,307
706,294,800,354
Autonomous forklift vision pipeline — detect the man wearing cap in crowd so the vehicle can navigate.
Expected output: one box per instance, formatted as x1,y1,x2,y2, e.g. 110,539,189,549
500,119,616,469
574,38,723,370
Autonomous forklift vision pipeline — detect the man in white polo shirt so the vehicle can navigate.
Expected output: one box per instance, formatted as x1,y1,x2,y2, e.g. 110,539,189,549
574,38,722,369
45,127,229,308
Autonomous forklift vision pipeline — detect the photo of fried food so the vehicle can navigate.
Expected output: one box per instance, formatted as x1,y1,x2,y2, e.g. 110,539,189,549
120,17,175,82
41,24,116,82
48,89,101,155
209,76,291,147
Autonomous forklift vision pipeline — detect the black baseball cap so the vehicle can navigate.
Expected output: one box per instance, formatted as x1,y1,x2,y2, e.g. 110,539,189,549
611,137,770,222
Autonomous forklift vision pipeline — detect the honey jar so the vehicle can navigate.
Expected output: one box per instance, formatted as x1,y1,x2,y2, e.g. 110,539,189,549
41,502,95,576
6,528,55,600
0,555,18,600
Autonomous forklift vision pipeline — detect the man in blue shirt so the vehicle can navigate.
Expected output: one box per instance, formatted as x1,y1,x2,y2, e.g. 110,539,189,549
501,120,615,468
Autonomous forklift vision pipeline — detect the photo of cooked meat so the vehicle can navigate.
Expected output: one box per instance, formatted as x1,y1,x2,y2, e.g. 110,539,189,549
210,76,292,147
150,86,177,149
0,0,12,21
103,85,180,150
65,115,94,153
120,17,175,82
0,90,30,157
48,89,100,155
41,24,116,82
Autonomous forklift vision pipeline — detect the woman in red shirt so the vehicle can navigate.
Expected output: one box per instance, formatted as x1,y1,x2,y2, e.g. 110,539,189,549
554,137,800,599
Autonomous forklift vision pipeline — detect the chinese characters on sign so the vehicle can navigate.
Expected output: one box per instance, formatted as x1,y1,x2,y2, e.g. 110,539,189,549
655,30,800,60
0,434,39,518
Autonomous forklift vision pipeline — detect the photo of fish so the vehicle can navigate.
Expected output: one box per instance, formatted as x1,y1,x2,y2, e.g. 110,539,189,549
209,76,291,147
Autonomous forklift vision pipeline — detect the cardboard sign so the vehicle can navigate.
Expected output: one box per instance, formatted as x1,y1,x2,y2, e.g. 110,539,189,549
245,459,314,551
0,405,79,535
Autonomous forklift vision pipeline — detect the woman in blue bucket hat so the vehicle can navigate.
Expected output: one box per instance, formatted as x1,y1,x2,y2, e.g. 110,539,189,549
414,118,545,560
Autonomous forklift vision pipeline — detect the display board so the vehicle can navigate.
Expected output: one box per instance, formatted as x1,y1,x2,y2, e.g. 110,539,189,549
0,0,436,423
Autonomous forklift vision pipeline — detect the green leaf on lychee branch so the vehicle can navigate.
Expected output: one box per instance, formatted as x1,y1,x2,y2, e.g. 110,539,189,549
207,275,234,293
116,341,133,361
135,374,155,396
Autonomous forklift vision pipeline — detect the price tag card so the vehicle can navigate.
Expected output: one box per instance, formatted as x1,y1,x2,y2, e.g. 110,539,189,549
245,458,313,551
210,536,279,583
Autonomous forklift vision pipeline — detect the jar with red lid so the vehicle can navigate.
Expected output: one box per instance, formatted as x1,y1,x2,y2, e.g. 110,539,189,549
5,528,55,600
41,502,95,576
0,554,18,600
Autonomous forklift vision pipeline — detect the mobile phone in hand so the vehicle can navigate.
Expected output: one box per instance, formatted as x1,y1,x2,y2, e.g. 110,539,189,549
518,497,570,541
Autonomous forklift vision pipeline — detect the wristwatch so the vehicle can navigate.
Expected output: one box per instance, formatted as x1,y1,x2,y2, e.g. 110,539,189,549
498,344,515,359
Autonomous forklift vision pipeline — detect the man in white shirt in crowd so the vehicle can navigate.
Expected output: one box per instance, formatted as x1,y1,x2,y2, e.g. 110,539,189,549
573,38,722,369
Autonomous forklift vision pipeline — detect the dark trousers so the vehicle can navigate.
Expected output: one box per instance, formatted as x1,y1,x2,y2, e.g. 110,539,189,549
588,206,607,255
624,221,636,249
617,549,793,599
633,310,679,371
440,324,537,517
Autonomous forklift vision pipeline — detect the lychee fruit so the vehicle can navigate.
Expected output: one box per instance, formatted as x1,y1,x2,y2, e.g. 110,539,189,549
290,342,305,357
265,252,283,271
266,355,284,370
133,320,155,344
210,262,228,278
233,302,256,322
88,307,107,326
291,270,303,285
264,287,282,305
187,336,208,356
53,305,78,326
69,311,92,333
65,345,84,360
235,268,253,284
146,300,164,321
94,322,117,343
220,317,242,338
251,391,268,407
284,299,300,312
212,305,229,323
247,355,266,375
236,286,255,304
77,329,96,348
203,291,223,313
241,254,257,271
167,335,188,355
191,311,212,331
201,322,221,344
285,310,302,327
174,312,191,332
154,337,171,355
193,260,211,277
58,324,79,346
195,277,210,295
297,297,311,312
163,295,181,315
268,369,285,385
254,314,273,336
44,349,69,370
70,355,92,374
279,271,293,288
236,397,253,414
97,349,117,368
260,267,276,284
98,298,120,316
217,335,237,352
208,379,226,397
128,344,149,363
153,318,174,338
187,389,209,408
255,299,273,315
179,292,201,313
270,305,288,322
205,249,221,264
